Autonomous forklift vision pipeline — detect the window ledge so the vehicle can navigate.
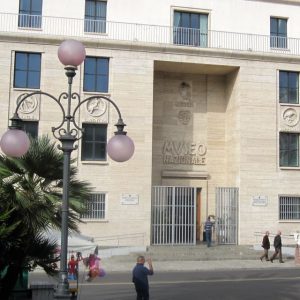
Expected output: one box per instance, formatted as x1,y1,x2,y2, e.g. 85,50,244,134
83,91,111,96
81,219,108,223
279,103,300,107
13,87,41,92
279,167,300,170
18,27,42,31
278,220,300,223
270,47,290,52
81,161,109,165
84,32,108,37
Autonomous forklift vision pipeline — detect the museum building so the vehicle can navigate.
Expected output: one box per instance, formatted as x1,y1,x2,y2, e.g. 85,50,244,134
1,0,300,246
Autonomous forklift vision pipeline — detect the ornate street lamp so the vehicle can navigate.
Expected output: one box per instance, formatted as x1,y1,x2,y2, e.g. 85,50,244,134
0,39,134,299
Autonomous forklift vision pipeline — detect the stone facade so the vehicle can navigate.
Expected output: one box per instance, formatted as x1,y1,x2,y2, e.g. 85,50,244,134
1,0,300,245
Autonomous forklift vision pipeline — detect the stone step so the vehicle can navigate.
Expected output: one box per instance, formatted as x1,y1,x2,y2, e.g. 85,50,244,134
104,244,260,262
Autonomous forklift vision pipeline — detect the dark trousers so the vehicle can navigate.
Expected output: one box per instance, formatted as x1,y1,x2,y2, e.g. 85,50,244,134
260,248,269,260
135,285,149,300
206,231,212,247
271,247,283,262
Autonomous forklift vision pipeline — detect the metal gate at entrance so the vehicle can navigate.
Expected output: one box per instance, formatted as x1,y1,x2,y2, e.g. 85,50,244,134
151,186,196,245
215,187,239,245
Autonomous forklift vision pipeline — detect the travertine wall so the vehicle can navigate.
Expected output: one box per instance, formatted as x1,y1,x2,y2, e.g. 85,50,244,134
2,33,300,245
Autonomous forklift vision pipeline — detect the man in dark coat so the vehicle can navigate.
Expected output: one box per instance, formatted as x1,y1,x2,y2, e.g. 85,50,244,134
132,256,154,300
270,230,284,263
260,231,270,261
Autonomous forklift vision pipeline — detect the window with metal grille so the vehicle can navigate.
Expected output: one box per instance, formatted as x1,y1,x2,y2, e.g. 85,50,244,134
279,71,299,104
14,52,41,89
18,0,43,28
84,0,107,33
81,193,106,219
270,17,287,48
279,196,300,220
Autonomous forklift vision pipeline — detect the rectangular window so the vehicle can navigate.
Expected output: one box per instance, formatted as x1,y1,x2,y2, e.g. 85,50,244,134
22,120,38,138
173,11,208,47
279,196,300,220
83,57,109,93
81,123,107,161
81,193,106,219
14,52,41,89
270,17,287,48
280,132,299,167
18,0,43,28
84,0,107,33
279,71,299,104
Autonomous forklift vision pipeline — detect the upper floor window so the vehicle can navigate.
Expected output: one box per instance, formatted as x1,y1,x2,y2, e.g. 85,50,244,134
173,11,208,47
279,195,300,220
83,57,109,93
85,0,107,33
279,71,299,104
81,193,106,219
18,0,43,28
280,132,299,167
14,52,41,89
22,120,38,138
270,17,287,49
81,123,107,161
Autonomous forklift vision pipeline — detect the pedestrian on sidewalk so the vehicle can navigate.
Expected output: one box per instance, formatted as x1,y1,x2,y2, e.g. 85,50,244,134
260,231,270,261
293,232,300,264
204,216,214,247
270,230,284,263
132,256,154,300
68,255,78,280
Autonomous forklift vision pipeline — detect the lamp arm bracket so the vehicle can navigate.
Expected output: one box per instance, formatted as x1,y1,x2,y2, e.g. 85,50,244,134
71,95,124,130
15,91,66,131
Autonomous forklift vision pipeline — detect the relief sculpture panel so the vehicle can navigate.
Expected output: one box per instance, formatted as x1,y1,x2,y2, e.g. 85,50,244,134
10,91,40,120
279,106,300,132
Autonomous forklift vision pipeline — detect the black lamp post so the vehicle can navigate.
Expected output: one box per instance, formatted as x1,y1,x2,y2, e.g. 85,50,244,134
0,39,134,299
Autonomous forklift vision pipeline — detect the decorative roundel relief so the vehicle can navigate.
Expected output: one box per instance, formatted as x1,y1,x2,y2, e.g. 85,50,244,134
178,110,192,125
282,108,299,127
86,98,107,117
16,94,38,114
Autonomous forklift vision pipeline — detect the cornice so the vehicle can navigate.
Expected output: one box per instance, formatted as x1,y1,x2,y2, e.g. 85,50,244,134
2,32,300,65
245,0,300,6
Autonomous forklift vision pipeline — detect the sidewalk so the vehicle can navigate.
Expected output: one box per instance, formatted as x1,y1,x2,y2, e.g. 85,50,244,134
30,244,300,277
100,244,299,272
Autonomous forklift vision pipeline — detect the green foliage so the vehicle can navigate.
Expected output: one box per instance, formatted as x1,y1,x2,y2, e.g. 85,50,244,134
0,135,92,297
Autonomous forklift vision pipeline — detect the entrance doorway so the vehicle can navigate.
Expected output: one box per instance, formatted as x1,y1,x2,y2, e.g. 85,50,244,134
196,188,202,242
151,186,197,245
215,187,239,244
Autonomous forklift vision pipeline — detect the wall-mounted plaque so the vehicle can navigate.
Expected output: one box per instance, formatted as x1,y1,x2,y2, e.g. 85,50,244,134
252,195,268,206
120,194,139,205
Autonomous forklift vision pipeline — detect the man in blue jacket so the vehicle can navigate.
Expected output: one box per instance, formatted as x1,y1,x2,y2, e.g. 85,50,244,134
132,256,154,300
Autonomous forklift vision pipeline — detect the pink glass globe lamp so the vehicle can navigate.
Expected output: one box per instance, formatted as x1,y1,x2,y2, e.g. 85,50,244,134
0,128,30,157
57,39,86,67
107,134,135,162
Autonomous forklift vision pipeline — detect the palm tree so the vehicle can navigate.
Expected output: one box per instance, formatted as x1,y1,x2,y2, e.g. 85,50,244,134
0,136,92,299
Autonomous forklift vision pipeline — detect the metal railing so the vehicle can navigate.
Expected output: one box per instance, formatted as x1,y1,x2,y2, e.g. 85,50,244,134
1,12,300,56
93,232,146,247
254,231,295,246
